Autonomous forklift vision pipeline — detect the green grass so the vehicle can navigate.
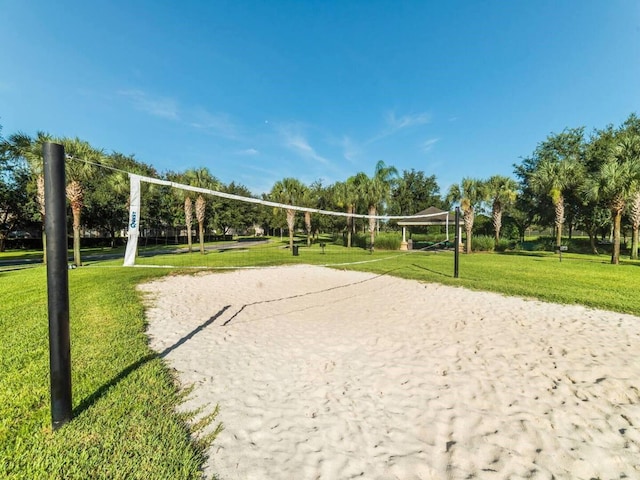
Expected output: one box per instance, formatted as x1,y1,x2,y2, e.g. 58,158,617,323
341,250,640,315
1,266,221,480
2,242,640,479
132,237,385,268
0,248,44,260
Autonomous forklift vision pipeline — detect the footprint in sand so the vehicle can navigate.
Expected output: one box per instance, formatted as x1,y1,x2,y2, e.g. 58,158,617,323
323,360,336,372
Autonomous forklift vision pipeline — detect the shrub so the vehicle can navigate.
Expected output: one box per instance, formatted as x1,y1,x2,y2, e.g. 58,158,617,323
342,232,402,250
352,233,368,249
472,235,495,252
373,232,402,250
494,238,512,252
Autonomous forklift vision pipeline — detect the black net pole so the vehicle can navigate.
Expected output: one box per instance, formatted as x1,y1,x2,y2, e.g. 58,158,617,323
454,207,460,278
43,142,73,429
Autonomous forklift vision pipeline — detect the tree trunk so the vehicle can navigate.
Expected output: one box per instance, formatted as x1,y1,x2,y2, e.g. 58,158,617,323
611,204,623,265
198,220,205,254
37,176,47,264
286,208,295,249
42,222,47,265
305,211,311,247
554,197,564,249
587,230,598,255
368,205,376,250
72,205,82,266
630,192,640,260
185,197,193,253
346,205,353,248
463,208,474,254
492,202,502,244
195,195,206,255
66,180,84,267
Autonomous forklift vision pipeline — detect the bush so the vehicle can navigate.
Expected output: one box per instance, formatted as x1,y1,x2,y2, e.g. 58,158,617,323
472,235,495,252
494,238,512,252
340,232,402,250
513,236,618,254
515,240,547,252
373,232,402,250
409,232,448,243
351,233,368,249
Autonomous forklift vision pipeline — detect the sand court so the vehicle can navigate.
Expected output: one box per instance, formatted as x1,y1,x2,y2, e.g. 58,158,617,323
140,265,640,479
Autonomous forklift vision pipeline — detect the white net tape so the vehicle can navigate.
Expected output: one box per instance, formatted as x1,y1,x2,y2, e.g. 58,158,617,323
124,174,455,267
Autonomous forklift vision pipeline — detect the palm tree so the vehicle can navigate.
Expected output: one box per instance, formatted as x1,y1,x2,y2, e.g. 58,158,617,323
184,196,194,252
63,137,105,266
165,170,197,252
270,178,306,250
195,194,207,254
584,133,640,264
7,133,106,266
629,186,640,260
620,118,640,260
307,179,329,241
485,175,518,243
332,178,359,247
183,168,219,254
299,184,316,246
5,132,52,263
447,178,486,254
530,158,582,250
356,161,398,249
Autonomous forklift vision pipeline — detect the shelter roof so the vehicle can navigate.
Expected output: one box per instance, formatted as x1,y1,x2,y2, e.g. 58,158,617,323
397,206,456,226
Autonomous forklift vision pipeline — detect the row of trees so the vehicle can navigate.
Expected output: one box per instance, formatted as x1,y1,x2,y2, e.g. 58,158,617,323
0,130,444,263
1,112,639,265
269,161,445,251
448,113,640,264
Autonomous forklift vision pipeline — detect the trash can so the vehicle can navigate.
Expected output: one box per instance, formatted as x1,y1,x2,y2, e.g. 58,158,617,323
292,245,299,256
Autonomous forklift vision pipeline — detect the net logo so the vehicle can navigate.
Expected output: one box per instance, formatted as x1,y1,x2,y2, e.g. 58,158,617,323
130,211,138,229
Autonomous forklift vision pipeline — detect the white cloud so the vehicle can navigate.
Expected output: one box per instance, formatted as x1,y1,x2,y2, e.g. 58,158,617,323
422,138,439,153
386,111,431,131
367,110,432,144
280,125,330,165
236,148,259,156
117,89,179,120
117,89,240,140
341,136,361,163
189,108,238,139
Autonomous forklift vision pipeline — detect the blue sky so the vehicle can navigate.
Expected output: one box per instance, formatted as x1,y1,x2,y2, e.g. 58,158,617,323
1,1,639,195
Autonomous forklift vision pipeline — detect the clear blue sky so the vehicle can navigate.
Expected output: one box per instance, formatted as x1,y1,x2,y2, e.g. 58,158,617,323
1,1,639,195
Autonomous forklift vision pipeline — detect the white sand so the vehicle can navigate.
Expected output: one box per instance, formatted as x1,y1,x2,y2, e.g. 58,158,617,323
140,265,640,480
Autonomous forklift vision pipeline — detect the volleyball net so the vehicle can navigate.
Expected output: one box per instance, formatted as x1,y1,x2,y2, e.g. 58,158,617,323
123,174,459,269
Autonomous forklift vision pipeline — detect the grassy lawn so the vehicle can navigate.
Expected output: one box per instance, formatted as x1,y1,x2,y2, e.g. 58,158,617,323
1,242,639,479
1,266,220,479
341,250,640,315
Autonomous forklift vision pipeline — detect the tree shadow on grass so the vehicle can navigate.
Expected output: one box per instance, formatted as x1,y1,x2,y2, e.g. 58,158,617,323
500,250,640,266
73,305,231,417
499,251,549,258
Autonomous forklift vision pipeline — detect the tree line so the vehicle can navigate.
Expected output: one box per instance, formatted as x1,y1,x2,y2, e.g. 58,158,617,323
1,112,639,265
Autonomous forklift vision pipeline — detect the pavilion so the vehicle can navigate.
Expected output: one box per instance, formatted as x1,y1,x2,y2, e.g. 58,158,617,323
396,206,462,251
